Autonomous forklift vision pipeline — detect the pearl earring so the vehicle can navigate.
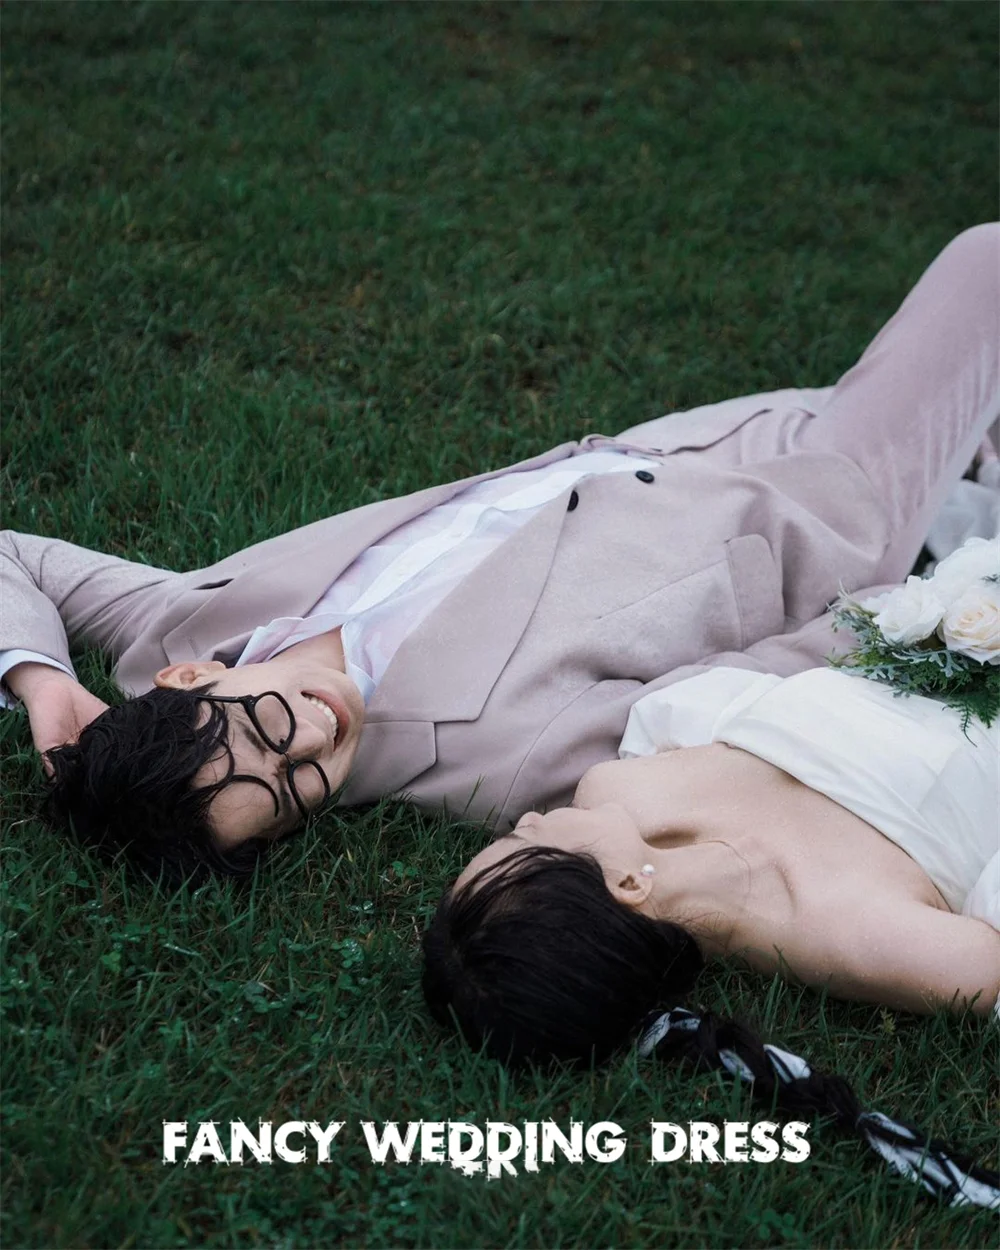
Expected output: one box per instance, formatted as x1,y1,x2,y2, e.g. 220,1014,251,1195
640,864,655,878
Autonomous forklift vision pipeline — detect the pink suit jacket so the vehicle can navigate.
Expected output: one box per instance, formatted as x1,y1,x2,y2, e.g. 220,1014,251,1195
5,222,998,826
0,388,891,828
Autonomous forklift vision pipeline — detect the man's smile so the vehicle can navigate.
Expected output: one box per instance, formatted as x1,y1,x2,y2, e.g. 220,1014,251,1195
303,690,343,747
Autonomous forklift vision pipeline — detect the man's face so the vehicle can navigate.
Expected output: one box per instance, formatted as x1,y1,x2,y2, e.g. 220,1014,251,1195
155,639,365,851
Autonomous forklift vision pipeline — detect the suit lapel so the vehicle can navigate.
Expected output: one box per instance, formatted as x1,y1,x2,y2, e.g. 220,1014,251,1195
365,492,569,722
340,493,571,801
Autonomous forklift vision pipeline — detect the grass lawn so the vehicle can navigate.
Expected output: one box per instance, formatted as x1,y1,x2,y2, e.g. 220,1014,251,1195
2,2,998,1246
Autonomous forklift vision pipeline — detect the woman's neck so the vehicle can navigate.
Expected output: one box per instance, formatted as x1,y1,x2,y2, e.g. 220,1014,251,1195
574,747,796,954
646,838,762,956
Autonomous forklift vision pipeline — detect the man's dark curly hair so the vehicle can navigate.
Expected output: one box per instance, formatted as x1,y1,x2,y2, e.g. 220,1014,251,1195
44,684,270,885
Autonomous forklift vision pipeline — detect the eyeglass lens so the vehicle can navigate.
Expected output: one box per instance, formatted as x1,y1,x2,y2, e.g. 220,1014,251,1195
199,691,333,821
246,693,295,753
248,695,332,817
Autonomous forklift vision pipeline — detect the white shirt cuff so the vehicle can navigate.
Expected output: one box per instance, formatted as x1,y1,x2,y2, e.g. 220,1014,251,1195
0,650,75,709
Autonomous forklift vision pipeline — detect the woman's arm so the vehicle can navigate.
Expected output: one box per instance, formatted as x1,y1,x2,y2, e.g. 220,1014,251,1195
768,900,1000,1018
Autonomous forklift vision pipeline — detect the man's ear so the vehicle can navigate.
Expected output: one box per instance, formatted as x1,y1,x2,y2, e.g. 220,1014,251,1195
606,867,654,911
154,660,227,690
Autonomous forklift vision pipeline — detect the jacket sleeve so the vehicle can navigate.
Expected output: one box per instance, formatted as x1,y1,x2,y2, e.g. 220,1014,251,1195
0,531,179,678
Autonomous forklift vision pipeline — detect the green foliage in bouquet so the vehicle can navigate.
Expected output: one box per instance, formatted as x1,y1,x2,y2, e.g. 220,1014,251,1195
831,602,1000,730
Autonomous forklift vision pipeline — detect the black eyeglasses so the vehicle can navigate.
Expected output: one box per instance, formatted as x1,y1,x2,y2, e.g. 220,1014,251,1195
197,691,333,825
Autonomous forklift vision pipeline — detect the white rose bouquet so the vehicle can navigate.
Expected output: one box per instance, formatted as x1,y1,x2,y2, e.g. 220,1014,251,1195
831,536,1000,728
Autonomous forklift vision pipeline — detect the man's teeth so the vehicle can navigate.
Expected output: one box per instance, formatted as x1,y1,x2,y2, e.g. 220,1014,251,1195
305,695,339,738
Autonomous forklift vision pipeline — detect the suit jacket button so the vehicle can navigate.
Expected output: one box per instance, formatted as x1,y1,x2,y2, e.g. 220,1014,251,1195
635,470,655,483
567,489,579,511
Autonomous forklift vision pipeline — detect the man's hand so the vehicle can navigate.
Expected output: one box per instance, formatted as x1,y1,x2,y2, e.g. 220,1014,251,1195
5,662,110,776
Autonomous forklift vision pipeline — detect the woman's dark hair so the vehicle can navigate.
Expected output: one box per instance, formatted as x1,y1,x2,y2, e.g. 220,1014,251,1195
43,685,270,885
422,843,703,1065
423,843,1000,1207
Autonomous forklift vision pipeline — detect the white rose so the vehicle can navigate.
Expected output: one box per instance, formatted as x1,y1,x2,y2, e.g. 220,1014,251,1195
938,582,1000,664
871,576,946,646
930,536,1000,606
860,590,889,613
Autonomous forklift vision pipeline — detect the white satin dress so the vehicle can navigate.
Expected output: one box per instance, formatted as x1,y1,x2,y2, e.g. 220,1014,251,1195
620,667,1000,933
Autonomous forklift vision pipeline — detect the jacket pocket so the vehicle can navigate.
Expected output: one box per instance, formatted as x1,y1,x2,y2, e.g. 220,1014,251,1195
725,533,784,649
592,535,784,680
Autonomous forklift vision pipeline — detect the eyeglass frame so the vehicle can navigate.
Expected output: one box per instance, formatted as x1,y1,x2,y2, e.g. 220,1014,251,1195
196,690,333,825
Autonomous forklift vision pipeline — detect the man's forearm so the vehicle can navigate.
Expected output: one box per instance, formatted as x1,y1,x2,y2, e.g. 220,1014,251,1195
0,529,178,667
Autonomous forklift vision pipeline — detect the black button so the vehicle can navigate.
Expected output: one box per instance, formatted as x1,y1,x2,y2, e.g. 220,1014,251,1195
567,489,579,511
635,470,655,483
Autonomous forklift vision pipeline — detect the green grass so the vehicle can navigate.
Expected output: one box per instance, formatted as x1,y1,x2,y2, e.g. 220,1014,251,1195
2,2,998,1246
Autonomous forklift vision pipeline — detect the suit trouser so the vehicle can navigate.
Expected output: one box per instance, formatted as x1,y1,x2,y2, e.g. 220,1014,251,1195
616,223,1000,586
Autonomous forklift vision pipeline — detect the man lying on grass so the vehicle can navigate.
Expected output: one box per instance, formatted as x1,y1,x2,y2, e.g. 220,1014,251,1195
2,224,998,882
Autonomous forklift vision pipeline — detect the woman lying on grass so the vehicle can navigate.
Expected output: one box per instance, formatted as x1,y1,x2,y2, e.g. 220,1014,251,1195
423,538,1000,1208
